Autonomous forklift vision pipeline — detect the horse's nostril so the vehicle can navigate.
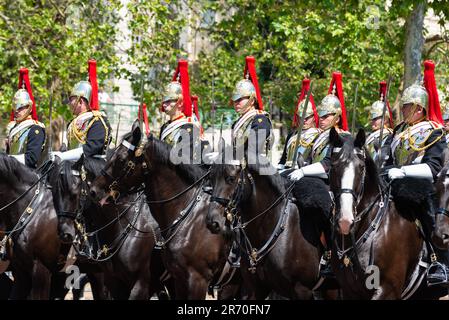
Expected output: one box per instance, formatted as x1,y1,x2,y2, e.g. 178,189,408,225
90,189,97,199
443,234,449,240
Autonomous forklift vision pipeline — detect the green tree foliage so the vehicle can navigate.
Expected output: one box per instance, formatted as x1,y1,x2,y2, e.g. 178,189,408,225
0,0,122,125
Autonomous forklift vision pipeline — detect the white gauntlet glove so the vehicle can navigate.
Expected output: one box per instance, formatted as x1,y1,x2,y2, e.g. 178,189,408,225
388,164,433,181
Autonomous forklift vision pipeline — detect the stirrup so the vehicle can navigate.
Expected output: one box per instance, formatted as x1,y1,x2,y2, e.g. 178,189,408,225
426,258,449,286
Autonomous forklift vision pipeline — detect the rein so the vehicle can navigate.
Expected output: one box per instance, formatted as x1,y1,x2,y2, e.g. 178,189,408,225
210,164,296,272
0,161,55,213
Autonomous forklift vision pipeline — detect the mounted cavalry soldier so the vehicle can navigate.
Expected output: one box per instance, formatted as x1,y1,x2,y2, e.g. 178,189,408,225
288,71,350,180
385,60,449,286
160,59,208,163
365,81,394,163
50,59,111,243
51,59,111,161
7,68,46,169
278,78,320,169
288,71,350,277
230,56,272,161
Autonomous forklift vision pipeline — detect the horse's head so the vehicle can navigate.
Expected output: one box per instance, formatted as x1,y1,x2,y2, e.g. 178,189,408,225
206,141,248,237
329,128,367,235
433,155,449,249
207,162,245,237
90,123,148,205
48,159,85,243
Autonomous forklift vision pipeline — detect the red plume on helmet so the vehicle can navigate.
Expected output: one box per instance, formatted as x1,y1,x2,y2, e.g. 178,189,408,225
172,59,192,117
138,103,150,136
379,81,394,128
11,68,38,121
191,95,200,121
191,95,205,135
243,56,263,110
88,59,99,111
423,60,443,125
292,78,318,128
327,72,348,131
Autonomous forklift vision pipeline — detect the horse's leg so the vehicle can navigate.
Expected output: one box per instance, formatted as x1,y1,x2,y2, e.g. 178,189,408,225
186,271,208,300
10,269,32,300
30,261,51,300
129,274,151,300
371,284,401,300
71,274,89,300
49,272,69,300
293,282,313,300
0,273,13,300
88,272,109,300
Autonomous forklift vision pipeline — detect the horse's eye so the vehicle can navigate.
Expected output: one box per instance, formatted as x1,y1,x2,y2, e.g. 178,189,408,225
225,176,236,184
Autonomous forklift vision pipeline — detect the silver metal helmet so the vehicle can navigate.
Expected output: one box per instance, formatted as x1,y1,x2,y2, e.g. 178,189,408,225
318,94,341,117
70,80,92,105
232,79,256,102
401,83,428,111
296,100,315,119
162,81,182,104
13,88,32,110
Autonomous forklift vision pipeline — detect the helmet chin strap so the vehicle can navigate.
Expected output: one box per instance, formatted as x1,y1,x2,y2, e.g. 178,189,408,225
322,114,340,131
238,95,256,115
15,105,32,122
404,103,425,125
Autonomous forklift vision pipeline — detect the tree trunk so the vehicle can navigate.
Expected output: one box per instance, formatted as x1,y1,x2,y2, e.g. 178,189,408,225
403,1,426,88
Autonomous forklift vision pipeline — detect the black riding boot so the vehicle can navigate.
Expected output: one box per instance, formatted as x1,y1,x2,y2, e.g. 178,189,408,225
228,241,241,268
319,224,335,279
319,250,334,278
421,200,449,286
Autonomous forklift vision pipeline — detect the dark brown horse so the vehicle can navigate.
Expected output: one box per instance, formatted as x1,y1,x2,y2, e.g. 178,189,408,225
0,153,64,299
52,155,163,299
328,128,445,299
206,147,333,299
90,126,229,299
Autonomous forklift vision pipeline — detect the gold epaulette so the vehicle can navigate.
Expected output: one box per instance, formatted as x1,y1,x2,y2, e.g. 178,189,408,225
407,121,444,152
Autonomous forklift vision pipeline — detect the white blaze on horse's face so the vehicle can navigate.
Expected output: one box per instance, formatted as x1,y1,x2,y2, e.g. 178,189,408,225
339,161,355,235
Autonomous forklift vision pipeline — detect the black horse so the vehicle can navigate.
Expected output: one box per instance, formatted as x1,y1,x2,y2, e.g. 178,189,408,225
0,153,64,299
328,128,446,299
90,126,230,299
51,154,164,300
206,145,335,299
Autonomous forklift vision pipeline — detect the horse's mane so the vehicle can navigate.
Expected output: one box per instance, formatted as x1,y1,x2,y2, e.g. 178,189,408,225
0,152,37,184
53,160,78,192
211,143,286,195
82,156,107,178
247,158,286,194
150,137,207,182
119,131,209,183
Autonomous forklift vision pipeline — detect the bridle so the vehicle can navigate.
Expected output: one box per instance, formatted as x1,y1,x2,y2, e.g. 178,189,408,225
56,165,90,221
101,138,150,202
209,162,295,272
210,166,247,224
331,147,367,217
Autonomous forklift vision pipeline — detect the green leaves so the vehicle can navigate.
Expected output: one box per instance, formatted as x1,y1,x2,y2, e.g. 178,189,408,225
0,0,122,125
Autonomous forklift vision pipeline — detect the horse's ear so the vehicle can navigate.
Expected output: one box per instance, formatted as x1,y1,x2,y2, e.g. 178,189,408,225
329,127,343,147
131,119,140,132
131,124,142,146
354,129,366,149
